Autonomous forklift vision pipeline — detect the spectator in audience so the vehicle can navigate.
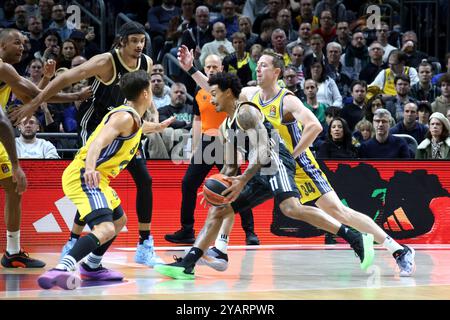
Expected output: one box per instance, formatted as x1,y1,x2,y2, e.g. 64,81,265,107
270,29,291,66
242,0,268,23
0,0,17,28
312,10,336,45
431,73,450,116
27,16,44,56
314,0,347,23
417,101,432,126
410,61,441,103
238,16,258,51
376,22,397,63
305,57,342,107
303,34,326,71
38,0,54,30
34,28,61,61
432,52,450,85
341,80,367,132
370,50,419,99
401,31,428,68
359,41,388,85
416,112,450,159
56,39,79,69
15,115,60,159
364,94,387,123
354,118,375,144
158,83,193,158
341,31,369,80
223,32,252,86
287,22,313,56
152,63,171,93
277,9,298,42
164,0,196,48
8,6,28,32
303,78,327,126
325,41,351,98
390,102,428,145
147,0,182,62
332,21,350,52
385,75,417,123
26,58,44,86
180,6,213,62
253,0,285,34
49,4,75,41
151,73,171,110
199,22,234,67
314,105,341,149
204,0,222,21
212,0,239,40
77,19,101,58
255,18,278,49
317,117,358,159
23,0,39,18
70,55,87,69
295,0,319,30
289,44,306,88
239,43,263,86
359,109,411,158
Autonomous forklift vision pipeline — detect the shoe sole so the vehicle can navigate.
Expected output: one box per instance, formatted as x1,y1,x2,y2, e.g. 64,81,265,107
360,233,375,271
399,247,416,277
197,257,228,272
154,265,194,280
38,273,81,290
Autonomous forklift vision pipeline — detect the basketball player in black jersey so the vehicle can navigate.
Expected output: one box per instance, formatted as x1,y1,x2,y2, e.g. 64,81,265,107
154,72,374,280
12,22,174,267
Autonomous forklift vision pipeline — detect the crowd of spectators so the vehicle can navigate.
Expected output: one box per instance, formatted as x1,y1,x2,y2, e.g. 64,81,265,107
1,0,450,160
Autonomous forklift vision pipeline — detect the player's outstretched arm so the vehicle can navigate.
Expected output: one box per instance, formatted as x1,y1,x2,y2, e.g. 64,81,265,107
283,94,322,158
83,112,136,188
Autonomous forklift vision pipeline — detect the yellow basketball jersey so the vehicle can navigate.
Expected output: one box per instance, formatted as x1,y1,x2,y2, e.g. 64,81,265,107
73,105,142,179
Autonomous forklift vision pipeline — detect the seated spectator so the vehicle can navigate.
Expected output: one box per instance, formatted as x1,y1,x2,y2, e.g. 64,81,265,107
332,21,350,52
401,31,428,69
49,4,75,41
359,109,411,159
56,39,79,69
312,10,336,44
341,31,369,80
287,22,313,56
277,8,298,42
0,0,17,28
295,0,319,31
27,15,44,56
199,22,234,67
305,57,342,107
341,80,367,132
354,119,374,144
432,53,450,85
8,5,28,32
238,16,258,51
69,26,100,60
239,43,263,86
26,58,44,86
325,41,351,98
375,22,397,63
212,0,239,40
151,63,171,95
34,28,61,61
417,101,432,126
151,73,171,110
313,105,341,150
370,50,419,99
390,102,428,145
223,32,252,85
288,45,306,88
15,115,60,159
384,75,417,123
317,117,358,159
363,94,396,126
243,0,268,23
255,18,278,49
270,29,291,66
303,34,326,69
314,0,347,23
70,55,87,68
416,112,450,159
410,61,441,103
284,67,305,101
252,0,285,34
158,83,193,158
359,41,388,85
431,73,450,116
302,79,327,125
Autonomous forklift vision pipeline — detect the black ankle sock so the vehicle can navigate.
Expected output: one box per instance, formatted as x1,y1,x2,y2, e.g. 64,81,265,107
182,247,203,266
337,225,358,243
67,233,101,262
92,236,116,256
139,230,150,244
70,232,80,240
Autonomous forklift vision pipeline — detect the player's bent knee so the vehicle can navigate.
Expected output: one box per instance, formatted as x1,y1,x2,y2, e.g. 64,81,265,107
93,222,116,243
279,198,298,219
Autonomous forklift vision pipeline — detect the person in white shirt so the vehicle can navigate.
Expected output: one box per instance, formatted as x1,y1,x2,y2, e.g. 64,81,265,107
15,116,60,159
199,22,234,67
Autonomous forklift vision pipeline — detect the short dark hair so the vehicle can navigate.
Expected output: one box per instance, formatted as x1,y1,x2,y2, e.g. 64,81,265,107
388,49,407,64
119,70,150,101
394,74,410,85
325,106,341,117
351,80,367,92
208,72,243,99
439,73,450,86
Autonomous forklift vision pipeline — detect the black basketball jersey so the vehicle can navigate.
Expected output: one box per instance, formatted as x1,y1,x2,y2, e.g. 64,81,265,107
78,48,151,144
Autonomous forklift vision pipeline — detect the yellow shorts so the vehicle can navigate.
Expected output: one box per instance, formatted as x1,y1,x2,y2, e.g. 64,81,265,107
0,143,12,180
62,161,121,221
294,160,333,204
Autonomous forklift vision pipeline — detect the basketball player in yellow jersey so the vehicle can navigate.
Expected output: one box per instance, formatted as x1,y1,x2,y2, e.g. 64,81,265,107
0,28,90,268
38,71,163,290
178,46,415,277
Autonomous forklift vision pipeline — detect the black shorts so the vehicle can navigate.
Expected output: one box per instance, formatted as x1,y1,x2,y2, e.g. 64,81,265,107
231,147,300,213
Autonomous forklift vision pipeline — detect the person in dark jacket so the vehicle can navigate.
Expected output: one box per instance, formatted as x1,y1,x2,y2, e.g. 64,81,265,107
317,117,358,159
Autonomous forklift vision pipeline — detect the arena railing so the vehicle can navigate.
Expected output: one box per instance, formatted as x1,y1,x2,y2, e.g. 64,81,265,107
72,0,106,52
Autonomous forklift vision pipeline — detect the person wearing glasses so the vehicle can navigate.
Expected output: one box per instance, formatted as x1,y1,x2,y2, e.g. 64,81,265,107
359,41,388,84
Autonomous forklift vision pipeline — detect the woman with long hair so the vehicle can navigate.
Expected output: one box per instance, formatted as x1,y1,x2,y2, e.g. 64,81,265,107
317,117,358,158
416,112,450,159
305,57,342,107
56,39,80,69
34,29,62,61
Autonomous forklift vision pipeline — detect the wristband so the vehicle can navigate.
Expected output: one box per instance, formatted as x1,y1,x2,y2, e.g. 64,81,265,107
187,66,198,75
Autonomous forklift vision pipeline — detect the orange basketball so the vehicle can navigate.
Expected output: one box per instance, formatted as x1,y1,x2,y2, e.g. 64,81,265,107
203,173,232,207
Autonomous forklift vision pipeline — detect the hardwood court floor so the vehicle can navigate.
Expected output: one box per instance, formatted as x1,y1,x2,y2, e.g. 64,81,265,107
1,245,450,300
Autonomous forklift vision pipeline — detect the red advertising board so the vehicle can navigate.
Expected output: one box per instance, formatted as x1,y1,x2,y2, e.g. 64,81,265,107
0,160,449,248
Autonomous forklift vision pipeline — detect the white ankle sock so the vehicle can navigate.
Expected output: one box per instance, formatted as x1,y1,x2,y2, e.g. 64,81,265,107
215,234,229,254
382,236,403,254
85,253,103,269
6,230,20,255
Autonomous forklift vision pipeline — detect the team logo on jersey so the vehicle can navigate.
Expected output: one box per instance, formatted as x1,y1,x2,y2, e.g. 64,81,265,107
1,163,10,174
268,105,277,118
